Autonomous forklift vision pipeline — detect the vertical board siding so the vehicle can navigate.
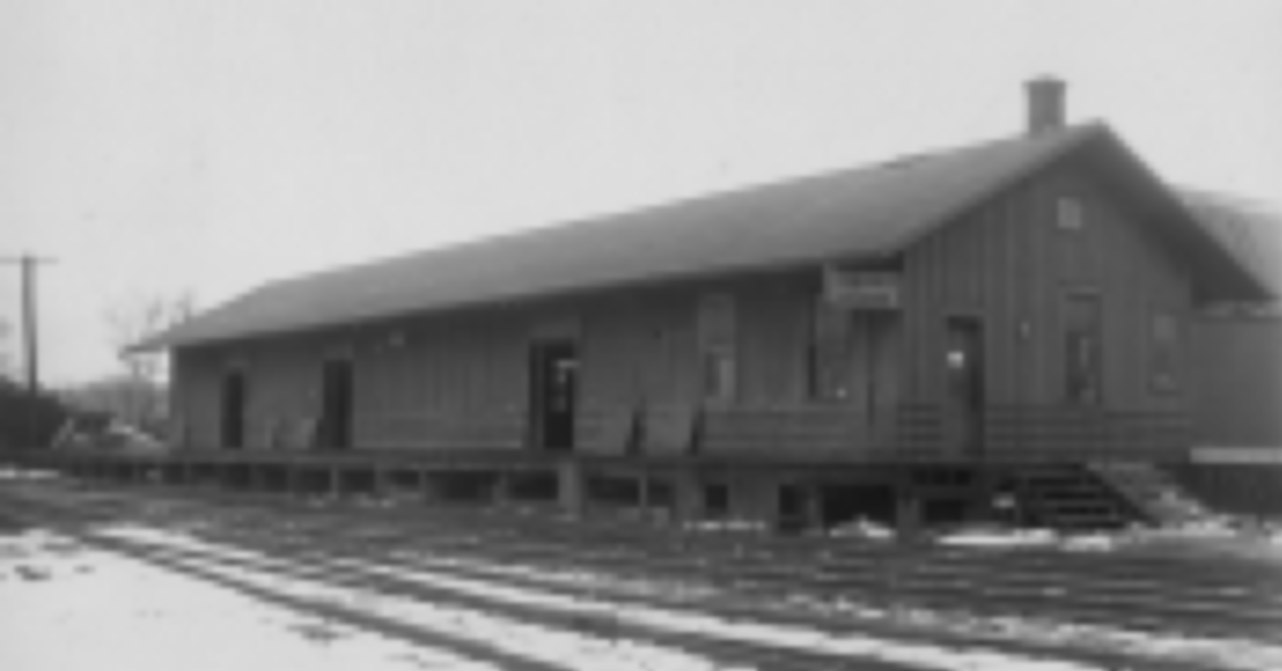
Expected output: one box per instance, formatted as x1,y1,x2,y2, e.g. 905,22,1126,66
1192,316,1282,447
176,268,897,458
172,348,222,449
173,161,1196,463
899,162,1193,457
737,276,811,407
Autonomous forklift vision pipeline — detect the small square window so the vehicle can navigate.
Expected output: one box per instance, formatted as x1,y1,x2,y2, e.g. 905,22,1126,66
1056,197,1085,231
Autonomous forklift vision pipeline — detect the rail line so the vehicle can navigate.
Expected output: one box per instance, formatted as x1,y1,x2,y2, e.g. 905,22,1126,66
4,479,1281,670
2,492,1083,671
48,480,1282,638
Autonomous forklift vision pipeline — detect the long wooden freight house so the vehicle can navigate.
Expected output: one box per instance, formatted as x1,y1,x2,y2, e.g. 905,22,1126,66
144,79,1268,529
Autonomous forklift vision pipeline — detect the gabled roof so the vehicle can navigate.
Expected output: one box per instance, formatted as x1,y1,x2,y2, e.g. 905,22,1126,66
145,122,1266,350
1179,189,1282,299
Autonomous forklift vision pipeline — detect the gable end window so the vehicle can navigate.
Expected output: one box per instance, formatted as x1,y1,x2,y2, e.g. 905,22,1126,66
1056,196,1086,231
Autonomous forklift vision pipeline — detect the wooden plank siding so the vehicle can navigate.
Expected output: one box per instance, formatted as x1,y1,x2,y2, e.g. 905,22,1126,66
171,270,897,458
897,158,1193,458
1191,315,1282,447
170,347,222,449
170,159,1199,462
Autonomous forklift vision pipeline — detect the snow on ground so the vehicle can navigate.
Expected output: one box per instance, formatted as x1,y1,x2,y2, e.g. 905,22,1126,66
936,527,1062,548
99,526,749,671
105,522,1282,671
826,518,897,540
932,520,1282,556
0,528,497,671
0,468,59,481
104,524,1132,671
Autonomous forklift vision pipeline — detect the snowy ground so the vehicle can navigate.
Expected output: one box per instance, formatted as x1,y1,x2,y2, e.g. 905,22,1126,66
3,516,1280,670
0,527,499,671
0,521,1106,671
3,470,1282,671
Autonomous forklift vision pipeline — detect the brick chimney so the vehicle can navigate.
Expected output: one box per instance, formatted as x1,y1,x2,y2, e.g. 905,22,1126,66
1026,76,1066,135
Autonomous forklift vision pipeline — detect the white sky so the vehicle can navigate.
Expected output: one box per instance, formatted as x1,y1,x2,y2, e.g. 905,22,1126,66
2,0,1280,385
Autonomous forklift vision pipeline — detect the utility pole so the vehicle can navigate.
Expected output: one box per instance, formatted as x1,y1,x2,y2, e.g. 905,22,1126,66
1,254,54,394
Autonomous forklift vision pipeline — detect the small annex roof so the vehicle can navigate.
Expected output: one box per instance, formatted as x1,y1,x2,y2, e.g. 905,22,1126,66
1180,189,1282,300
143,122,1266,350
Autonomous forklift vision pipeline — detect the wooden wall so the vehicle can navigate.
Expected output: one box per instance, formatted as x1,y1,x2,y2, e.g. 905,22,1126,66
170,269,899,458
898,159,1194,458
170,158,1201,462
1191,315,1282,447
171,346,223,449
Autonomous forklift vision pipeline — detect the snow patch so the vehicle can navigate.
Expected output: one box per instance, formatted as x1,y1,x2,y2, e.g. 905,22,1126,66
107,524,1111,671
826,518,896,540
0,467,59,481
937,527,1059,547
0,528,493,671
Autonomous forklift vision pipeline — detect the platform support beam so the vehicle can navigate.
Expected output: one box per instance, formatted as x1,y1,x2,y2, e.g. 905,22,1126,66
557,459,584,517
895,489,922,540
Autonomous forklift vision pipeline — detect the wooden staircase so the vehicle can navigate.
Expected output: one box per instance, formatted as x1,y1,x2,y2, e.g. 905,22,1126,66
1085,461,1216,527
1010,462,1217,531
1011,465,1133,530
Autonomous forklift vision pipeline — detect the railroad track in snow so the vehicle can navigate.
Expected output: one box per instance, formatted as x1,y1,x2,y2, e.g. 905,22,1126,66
1,489,1106,671
26,478,1282,641
3,479,1281,670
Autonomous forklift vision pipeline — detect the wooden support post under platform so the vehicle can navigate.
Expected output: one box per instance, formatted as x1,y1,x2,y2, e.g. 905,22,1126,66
671,469,702,522
491,471,512,508
637,469,651,512
557,458,584,517
328,467,341,498
421,469,440,504
282,465,297,495
804,485,822,532
371,465,390,499
895,489,922,541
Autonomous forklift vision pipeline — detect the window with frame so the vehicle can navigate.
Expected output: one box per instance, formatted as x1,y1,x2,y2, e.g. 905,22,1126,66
697,293,737,402
807,297,851,401
1056,195,1086,231
1150,308,1181,393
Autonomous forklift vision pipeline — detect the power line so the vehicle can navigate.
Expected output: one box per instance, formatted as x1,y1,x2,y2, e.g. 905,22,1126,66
1,254,55,394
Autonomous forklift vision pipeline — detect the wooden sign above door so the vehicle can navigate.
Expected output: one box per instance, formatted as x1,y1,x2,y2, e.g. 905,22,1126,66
823,266,901,310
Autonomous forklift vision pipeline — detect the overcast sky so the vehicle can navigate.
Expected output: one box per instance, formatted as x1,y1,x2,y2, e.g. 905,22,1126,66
2,1,1280,386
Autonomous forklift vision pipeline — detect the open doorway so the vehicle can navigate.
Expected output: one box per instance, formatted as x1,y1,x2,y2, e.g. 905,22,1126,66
817,483,896,527
1064,293,1103,405
220,369,246,450
529,339,578,451
944,316,985,455
319,358,354,450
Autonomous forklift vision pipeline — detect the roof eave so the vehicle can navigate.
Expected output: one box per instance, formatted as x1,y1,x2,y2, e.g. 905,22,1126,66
152,251,894,352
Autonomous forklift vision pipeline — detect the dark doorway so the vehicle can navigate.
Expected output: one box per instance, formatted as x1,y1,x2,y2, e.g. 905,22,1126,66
818,483,896,527
319,358,354,450
220,370,246,450
944,316,985,454
529,339,578,451
1064,293,1103,405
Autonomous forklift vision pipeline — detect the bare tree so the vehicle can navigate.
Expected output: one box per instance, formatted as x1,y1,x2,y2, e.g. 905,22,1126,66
90,292,197,432
107,292,196,381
